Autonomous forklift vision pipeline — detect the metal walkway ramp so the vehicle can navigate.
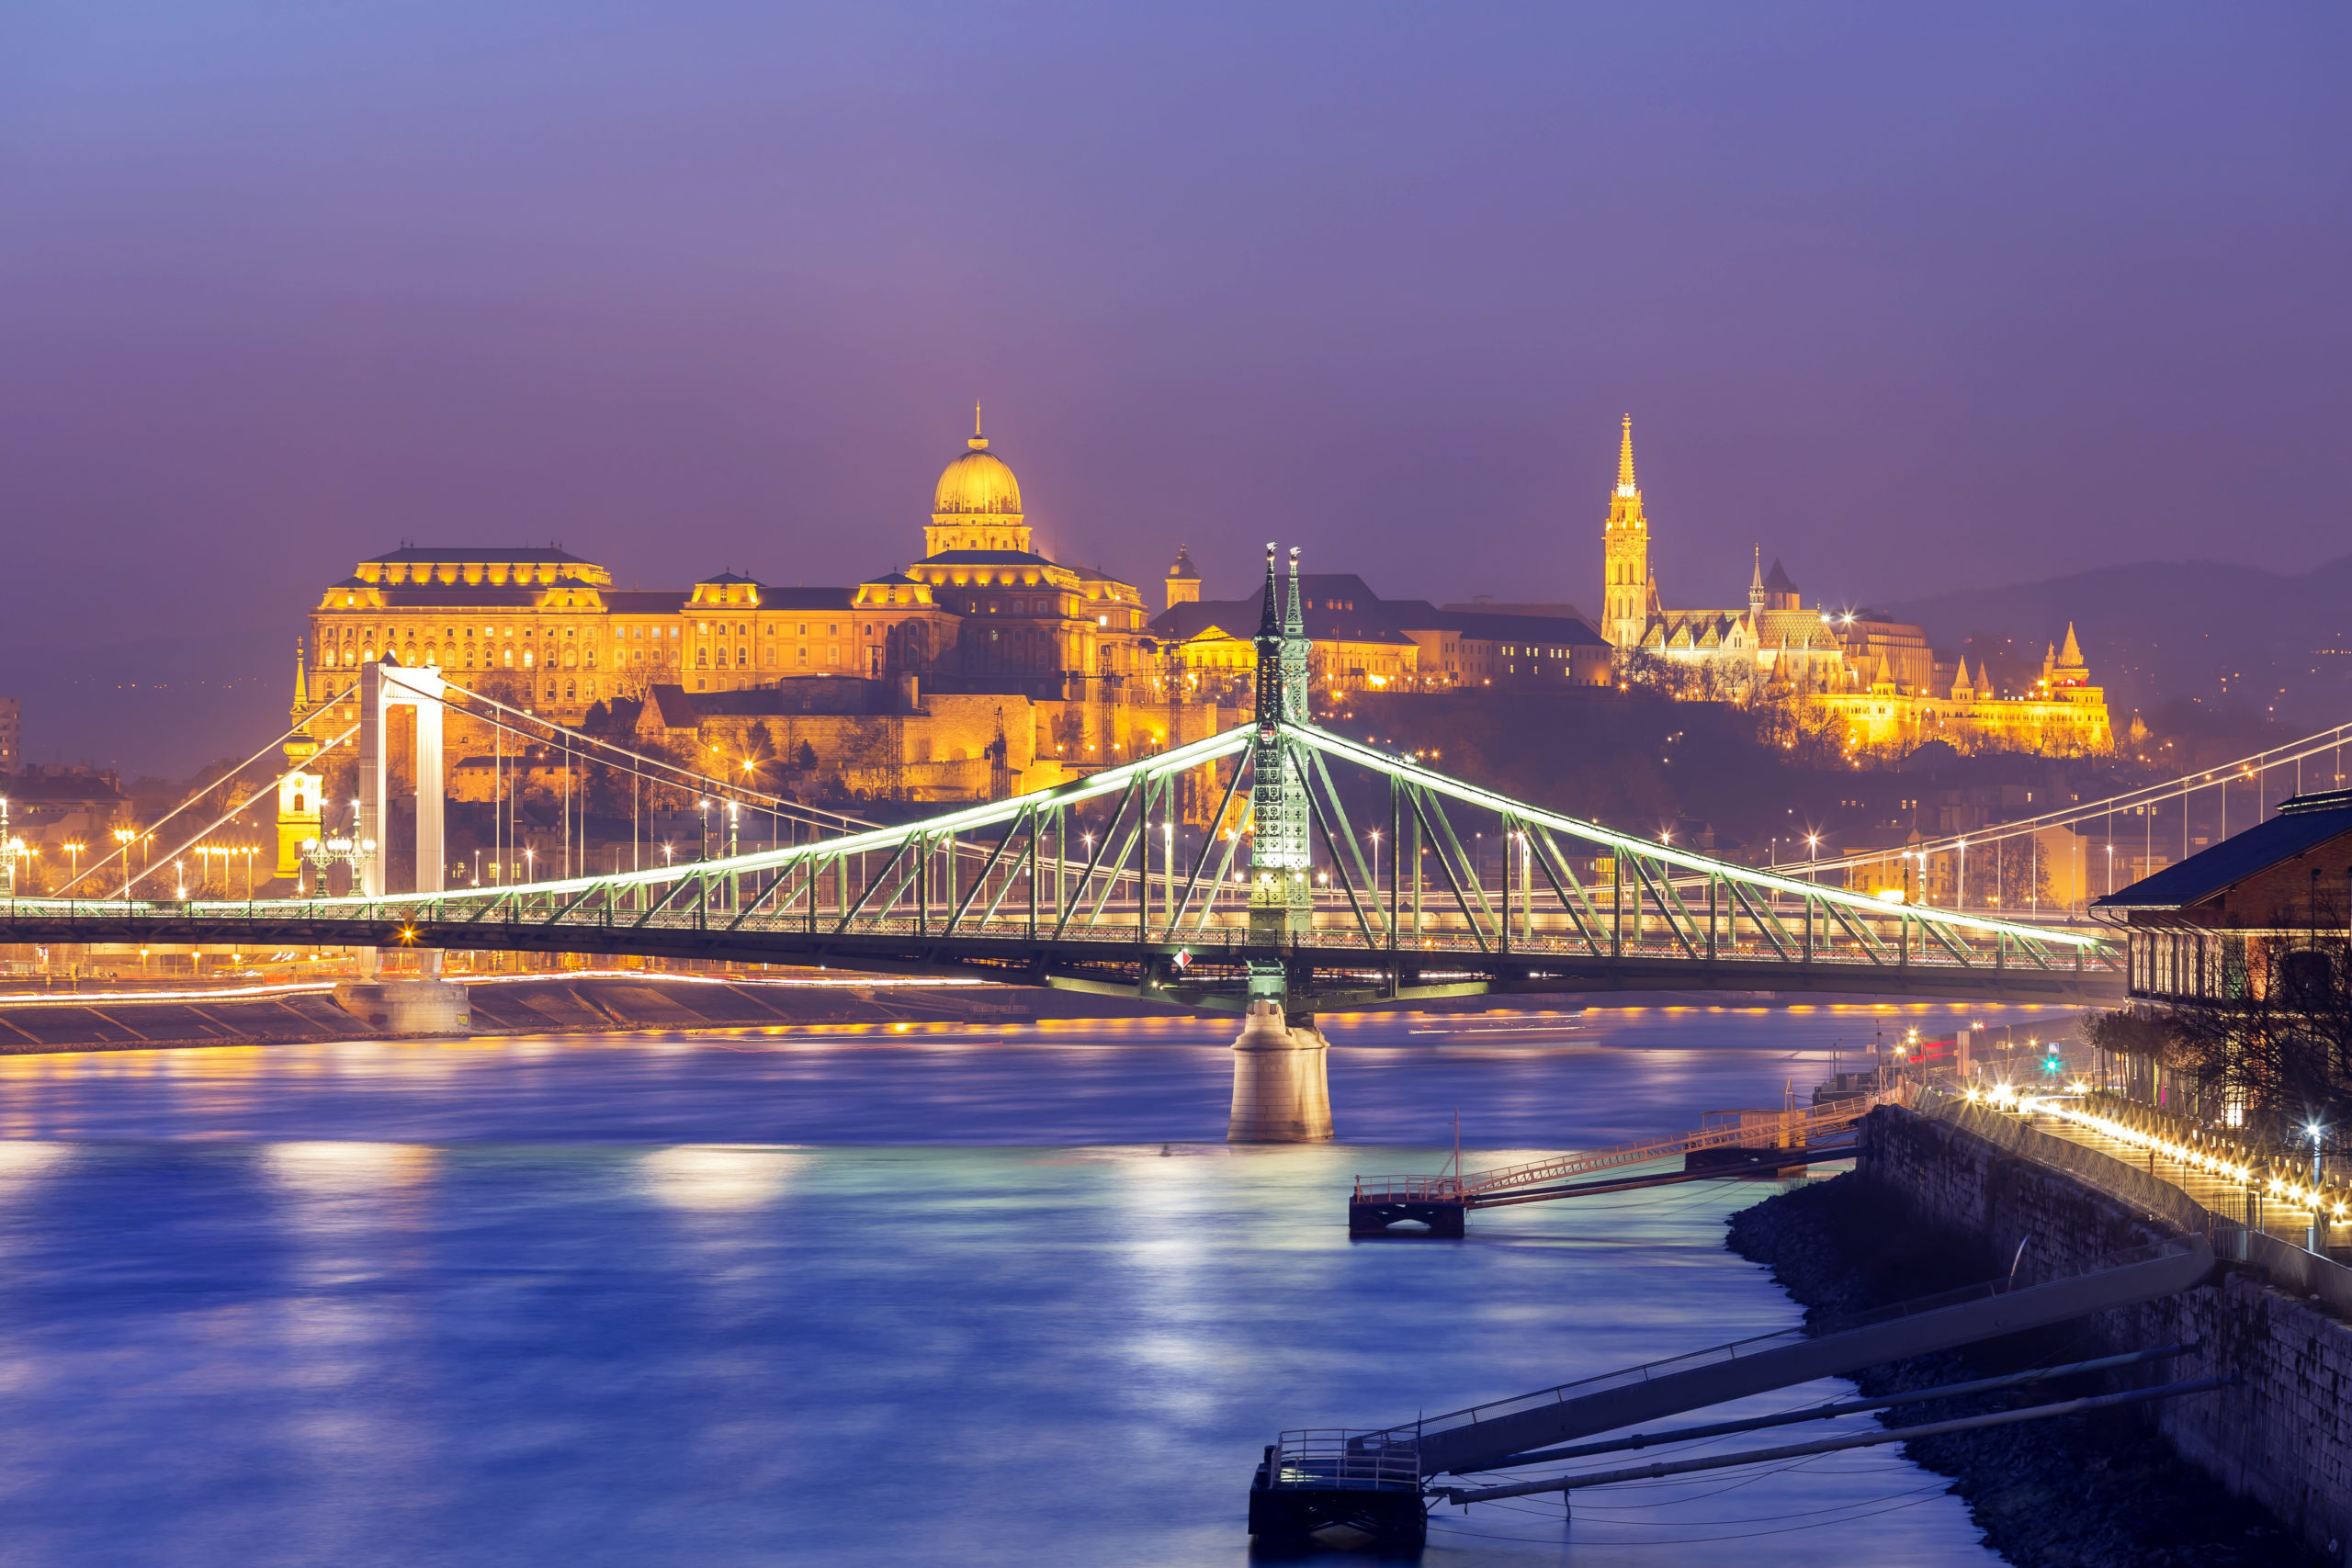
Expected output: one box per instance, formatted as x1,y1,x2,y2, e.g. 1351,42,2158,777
1249,1235,2214,1548
1350,1093,1886,1234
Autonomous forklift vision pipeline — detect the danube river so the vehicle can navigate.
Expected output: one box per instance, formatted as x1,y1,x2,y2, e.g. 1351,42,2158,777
0,1000,2067,1565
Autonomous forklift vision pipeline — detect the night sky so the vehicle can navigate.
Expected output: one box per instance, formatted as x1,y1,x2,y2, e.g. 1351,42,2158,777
5,3,2347,655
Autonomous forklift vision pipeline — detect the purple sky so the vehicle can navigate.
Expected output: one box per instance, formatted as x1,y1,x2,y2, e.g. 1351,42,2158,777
4,2,2347,651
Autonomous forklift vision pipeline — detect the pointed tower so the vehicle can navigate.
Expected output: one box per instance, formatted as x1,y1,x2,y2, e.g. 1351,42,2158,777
2053,623,2087,685
1282,547,1311,722
275,640,325,880
1747,545,1767,617
1601,415,1655,653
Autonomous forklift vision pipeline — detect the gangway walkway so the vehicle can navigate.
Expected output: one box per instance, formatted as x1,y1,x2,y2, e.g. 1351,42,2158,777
1247,1235,2216,1548
1349,1092,1888,1234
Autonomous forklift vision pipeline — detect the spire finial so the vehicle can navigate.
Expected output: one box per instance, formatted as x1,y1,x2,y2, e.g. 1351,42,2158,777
1257,543,1282,639
968,399,987,451
1617,413,1636,492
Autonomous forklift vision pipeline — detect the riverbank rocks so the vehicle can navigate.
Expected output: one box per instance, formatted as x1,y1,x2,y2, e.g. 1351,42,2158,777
1730,1175,2321,1566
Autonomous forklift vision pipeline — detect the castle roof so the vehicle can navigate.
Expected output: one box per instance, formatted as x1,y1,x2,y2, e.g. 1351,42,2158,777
1150,572,1419,647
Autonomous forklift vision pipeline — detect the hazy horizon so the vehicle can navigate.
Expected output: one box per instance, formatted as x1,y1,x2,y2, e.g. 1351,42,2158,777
5,2,2347,659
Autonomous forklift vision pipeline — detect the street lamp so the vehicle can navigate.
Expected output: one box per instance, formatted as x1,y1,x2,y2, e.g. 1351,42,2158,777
2308,1122,2327,1252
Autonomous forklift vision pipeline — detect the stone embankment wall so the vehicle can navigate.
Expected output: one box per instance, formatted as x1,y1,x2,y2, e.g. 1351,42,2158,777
1862,1102,2352,1562
0,975,1155,1052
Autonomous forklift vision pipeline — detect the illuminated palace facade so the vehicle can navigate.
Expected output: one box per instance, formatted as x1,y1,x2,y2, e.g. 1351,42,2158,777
290,416,1222,806
1600,417,2112,757
303,413,1155,716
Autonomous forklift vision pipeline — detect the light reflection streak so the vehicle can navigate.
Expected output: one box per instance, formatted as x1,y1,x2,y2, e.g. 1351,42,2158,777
639,1145,801,1211
0,1141,67,1179
265,1141,435,1197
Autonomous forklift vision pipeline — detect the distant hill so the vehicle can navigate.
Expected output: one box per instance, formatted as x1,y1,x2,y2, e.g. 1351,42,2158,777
1882,554,2352,728
0,628,290,781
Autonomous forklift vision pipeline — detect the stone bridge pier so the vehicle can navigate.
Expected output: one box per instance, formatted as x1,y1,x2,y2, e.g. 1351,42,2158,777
1227,964,1332,1143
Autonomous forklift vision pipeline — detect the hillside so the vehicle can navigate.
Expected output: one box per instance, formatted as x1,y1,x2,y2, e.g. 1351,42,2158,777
1883,553,2352,728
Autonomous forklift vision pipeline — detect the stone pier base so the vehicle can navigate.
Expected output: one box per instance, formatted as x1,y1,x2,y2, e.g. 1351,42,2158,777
333,980,472,1037
1227,999,1333,1143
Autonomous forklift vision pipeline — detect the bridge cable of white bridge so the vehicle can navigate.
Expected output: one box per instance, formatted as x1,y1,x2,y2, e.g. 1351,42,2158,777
430,682,877,837
333,716,1258,906
49,715,357,899
441,685,1238,896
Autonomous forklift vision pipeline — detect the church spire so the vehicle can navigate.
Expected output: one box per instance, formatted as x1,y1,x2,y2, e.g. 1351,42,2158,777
290,639,310,718
1616,414,1637,494
2057,622,2085,669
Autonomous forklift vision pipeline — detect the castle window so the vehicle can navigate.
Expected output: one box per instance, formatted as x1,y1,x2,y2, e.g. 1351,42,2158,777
829,645,841,666
565,681,576,700
737,648,748,667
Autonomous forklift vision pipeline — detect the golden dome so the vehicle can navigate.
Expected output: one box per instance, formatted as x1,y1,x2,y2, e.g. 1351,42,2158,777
933,409,1022,517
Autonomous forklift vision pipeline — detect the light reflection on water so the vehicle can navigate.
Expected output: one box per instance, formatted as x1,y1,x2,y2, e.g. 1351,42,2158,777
0,1001,2048,1565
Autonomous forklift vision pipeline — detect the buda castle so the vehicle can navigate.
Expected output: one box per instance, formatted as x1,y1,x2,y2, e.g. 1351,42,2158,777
1600,416,2111,756
293,413,1217,811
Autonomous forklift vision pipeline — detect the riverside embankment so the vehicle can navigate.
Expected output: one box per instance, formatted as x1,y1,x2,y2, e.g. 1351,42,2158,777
0,972,1154,1053
1734,1099,2352,1565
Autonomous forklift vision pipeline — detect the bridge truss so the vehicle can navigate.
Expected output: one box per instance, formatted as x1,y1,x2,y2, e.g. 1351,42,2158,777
0,720,2118,1012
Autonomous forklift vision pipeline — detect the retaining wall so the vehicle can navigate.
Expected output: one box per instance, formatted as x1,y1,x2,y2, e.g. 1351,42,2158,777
1861,1101,2352,1563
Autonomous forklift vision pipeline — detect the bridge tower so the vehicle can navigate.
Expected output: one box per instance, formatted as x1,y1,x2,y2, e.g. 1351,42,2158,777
1231,544,1331,1141
335,656,469,1035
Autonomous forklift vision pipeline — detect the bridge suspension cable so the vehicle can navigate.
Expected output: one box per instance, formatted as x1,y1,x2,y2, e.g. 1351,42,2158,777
51,713,337,897
430,682,875,834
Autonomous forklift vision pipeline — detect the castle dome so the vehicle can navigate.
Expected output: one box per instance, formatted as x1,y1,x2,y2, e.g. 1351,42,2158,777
933,416,1022,517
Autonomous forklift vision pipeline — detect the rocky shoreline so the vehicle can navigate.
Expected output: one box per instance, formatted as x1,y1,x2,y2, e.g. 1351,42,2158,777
1727,1175,2318,1566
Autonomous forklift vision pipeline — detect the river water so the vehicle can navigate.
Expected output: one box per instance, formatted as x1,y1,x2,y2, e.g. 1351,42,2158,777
0,998,2072,1565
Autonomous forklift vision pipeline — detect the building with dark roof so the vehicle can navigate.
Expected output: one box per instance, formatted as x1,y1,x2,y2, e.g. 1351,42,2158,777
1148,576,1611,694
2092,790,2352,1006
